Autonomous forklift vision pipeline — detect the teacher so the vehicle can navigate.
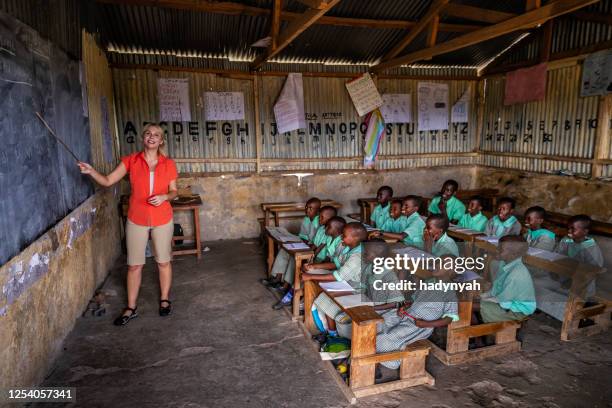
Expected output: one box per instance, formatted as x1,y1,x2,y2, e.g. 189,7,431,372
78,123,178,326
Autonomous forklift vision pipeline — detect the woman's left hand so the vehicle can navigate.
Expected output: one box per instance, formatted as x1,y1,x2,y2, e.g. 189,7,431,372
147,194,167,207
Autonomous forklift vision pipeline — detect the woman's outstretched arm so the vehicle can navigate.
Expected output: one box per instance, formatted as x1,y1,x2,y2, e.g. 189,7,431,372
78,162,127,187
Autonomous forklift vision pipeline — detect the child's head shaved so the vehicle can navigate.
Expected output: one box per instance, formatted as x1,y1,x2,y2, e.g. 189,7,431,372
306,197,321,207
498,196,516,209
327,216,346,233
364,238,389,259
320,205,337,217
443,179,459,190
569,214,592,230
378,185,393,196
499,235,528,260
403,195,422,208
525,206,546,219
427,214,449,231
346,222,368,241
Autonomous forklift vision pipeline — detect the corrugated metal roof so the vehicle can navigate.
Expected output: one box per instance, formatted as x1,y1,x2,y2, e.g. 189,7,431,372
94,0,612,70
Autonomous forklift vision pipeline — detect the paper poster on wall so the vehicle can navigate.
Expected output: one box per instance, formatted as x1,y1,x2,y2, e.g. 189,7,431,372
204,92,245,121
380,93,412,123
451,88,470,123
345,73,383,117
417,82,449,131
158,78,192,122
504,63,547,105
581,49,612,97
274,73,306,134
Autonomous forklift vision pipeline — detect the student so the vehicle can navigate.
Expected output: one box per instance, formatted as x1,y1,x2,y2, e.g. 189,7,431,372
424,214,460,257
271,206,337,309
554,215,604,296
379,199,408,233
524,206,556,251
370,186,393,228
485,197,521,237
458,196,488,232
260,197,321,288
302,223,367,336
375,196,425,249
374,254,459,382
335,239,405,339
428,179,466,224
474,235,536,323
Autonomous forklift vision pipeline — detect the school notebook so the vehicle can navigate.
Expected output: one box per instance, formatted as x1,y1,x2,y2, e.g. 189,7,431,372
320,281,355,292
335,294,375,309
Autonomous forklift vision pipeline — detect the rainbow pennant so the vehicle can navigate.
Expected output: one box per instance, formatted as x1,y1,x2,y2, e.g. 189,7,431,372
363,109,385,168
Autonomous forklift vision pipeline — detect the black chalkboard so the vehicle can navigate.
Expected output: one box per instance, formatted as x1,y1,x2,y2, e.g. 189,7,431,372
0,12,93,266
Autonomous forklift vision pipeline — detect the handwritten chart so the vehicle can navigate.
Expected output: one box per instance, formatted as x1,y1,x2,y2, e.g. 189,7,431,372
204,91,245,121
345,73,383,117
417,82,448,131
380,93,412,123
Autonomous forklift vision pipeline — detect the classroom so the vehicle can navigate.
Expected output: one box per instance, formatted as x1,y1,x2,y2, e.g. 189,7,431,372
0,0,611,406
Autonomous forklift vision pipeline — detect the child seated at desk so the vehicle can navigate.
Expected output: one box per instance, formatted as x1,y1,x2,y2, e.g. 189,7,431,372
524,206,556,251
370,186,393,228
335,239,405,339
373,197,425,249
272,206,339,309
473,235,536,323
260,197,321,289
302,223,367,336
428,179,466,224
458,196,488,232
374,254,459,383
554,215,604,296
485,197,521,238
424,214,460,257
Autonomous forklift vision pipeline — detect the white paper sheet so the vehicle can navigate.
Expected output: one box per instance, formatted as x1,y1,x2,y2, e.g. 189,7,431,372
320,281,355,292
580,49,612,97
158,78,192,122
274,73,306,134
380,93,412,123
451,88,470,123
527,248,567,262
417,82,449,131
204,91,245,120
283,242,310,251
345,73,383,116
478,236,500,245
335,294,375,309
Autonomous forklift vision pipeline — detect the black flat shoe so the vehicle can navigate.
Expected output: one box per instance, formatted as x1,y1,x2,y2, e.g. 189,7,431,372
159,300,172,316
113,307,138,326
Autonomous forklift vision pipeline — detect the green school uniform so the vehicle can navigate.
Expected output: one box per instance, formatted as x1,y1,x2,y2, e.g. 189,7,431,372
402,212,425,249
485,215,521,237
428,195,466,221
555,237,604,267
485,258,536,316
381,215,409,234
332,244,363,288
318,234,342,263
371,203,391,227
525,228,556,251
298,215,319,242
312,226,328,262
432,232,460,257
458,212,488,232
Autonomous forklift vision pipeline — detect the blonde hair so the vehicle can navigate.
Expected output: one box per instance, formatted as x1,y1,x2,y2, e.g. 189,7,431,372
141,123,168,156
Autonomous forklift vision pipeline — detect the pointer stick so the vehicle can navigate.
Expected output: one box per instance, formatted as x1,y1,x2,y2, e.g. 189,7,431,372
35,112,80,162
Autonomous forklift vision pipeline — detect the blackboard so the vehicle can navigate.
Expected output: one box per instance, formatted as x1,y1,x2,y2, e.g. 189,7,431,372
0,12,93,266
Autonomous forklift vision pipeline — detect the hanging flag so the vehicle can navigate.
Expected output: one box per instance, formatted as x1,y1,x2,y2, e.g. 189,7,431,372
363,109,385,169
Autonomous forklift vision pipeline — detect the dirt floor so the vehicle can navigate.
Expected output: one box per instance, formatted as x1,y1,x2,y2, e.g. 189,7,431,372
38,239,611,408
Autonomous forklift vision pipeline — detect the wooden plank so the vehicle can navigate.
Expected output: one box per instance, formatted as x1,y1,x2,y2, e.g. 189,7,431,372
352,373,434,398
429,340,521,365
443,3,516,24
540,20,554,62
382,0,450,61
250,0,342,69
426,14,440,48
452,321,521,338
349,322,377,389
372,0,599,73
270,0,282,50
253,75,262,173
592,94,612,179
295,0,326,9
526,0,542,11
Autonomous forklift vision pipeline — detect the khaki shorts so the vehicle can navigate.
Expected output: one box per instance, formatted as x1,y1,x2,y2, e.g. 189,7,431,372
126,220,174,266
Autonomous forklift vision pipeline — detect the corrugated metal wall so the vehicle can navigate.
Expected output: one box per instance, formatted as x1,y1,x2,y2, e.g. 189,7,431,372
480,64,602,176
112,67,479,174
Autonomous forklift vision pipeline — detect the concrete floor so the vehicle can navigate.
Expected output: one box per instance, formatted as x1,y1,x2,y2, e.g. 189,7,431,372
40,240,611,408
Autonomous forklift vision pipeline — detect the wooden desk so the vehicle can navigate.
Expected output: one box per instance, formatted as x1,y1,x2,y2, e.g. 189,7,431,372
120,194,203,259
261,200,342,227
446,225,485,257
474,236,609,341
302,281,434,398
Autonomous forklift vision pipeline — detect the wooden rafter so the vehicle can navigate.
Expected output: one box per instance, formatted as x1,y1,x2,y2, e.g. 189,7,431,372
250,0,341,70
539,20,554,62
295,0,327,9
270,0,282,50
95,0,483,32
426,14,440,48
382,0,450,62
443,4,516,24
371,0,599,73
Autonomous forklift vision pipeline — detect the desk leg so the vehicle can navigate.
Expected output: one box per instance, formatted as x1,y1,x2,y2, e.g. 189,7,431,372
293,253,311,320
274,212,280,227
193,207,202,260
350,322,377,389
303,280,321,333
264,210,270,227
267,235,275,276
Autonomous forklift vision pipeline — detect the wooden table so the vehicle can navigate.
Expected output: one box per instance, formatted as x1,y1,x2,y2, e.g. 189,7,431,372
446,225,485,257
473,236,609,341
120,194,203,259
261,200,342,227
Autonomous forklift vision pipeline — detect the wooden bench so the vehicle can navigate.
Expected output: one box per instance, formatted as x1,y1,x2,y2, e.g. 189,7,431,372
260,200,342,228
474,236,610,341
429,292,524,366
302,281,434,399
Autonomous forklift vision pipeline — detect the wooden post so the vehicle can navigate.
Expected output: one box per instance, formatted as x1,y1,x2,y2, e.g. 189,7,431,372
303,280,321,332
349,322,377,389
267,234,275,276
253,74,262,173
592,94,612,179
193,207,202,259
474,80,485,153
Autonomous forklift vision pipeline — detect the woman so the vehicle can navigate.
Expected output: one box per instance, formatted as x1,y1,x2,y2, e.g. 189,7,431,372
78,123,178,326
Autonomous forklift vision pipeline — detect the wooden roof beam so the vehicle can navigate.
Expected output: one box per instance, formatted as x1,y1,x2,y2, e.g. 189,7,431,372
94,0,483,32
250,0,341,70
382,0,450,62
443,4,517,24
371,0,599,73
270,0,282,50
